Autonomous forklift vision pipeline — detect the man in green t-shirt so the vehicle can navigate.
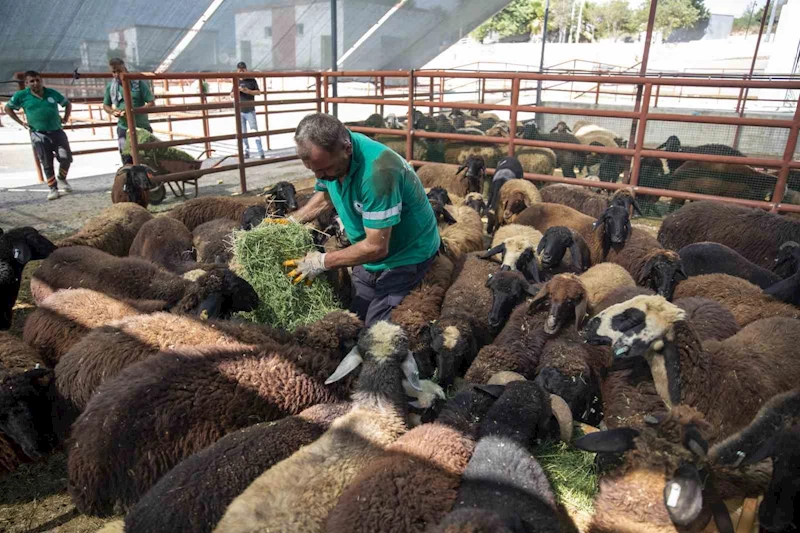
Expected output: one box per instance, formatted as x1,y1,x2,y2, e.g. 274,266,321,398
5,70,74,201
102,58,155,158
286,113,440,327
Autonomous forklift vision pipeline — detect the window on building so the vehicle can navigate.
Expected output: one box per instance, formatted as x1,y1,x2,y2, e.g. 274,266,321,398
265,27,272,38
297,24,304,35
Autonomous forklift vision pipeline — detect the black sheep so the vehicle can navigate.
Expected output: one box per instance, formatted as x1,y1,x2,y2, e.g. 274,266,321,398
520,122,585,179
0,227,56,330
656,135,744,174
678,242,781,289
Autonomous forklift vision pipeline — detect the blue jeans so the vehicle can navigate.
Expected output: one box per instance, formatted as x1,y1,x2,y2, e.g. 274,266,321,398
240,110,263,157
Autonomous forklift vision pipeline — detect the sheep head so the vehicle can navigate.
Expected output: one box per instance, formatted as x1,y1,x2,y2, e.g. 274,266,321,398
431,318,475,388
455,155,486,194
463,192,486,217
774,241,800,278
534,340,598,424
483,236,541,283
503,191,530,223
0,368,59,460
657,135,682,153
610,188,643,218
537,226,590,272
264,181,298,215
240,205,267,230
429,199,458,226
176,268,259,319
639,250,685,301
485,270,538,329
122,165,155,205
293,310,363,357
426,186,452,206
550,121,571,134
594,205,631,247
528,274,589,335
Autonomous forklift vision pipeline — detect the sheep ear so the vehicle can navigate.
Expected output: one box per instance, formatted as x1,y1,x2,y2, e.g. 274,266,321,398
525,256,542,284
740,436,777,466
326,346,363,384
481,244,506,260
565,125,572,132
474,384,506,398
683,424,708,459
664,464,704,527
574,297,589,331
569,235,591,272
591,214,605,230
631,199,644,217
656,141,668,150
676,264,688,281
442,209,458,225
549,125,559,133
526,283,541,297
12,242,32,265
536,238,547,256
573,428,639,453
455,163,467,175
401,350,423,392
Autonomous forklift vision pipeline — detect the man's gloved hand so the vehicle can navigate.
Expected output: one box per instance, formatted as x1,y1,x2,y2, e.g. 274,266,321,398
284,251,327,285
261,217,292,225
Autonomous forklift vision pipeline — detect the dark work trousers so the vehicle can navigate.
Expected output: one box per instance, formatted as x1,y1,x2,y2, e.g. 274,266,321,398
31,130,73,188
350,254,436,328
117,125,153,157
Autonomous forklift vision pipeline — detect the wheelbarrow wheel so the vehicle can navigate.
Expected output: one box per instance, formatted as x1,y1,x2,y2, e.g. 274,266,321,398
148,184,167,205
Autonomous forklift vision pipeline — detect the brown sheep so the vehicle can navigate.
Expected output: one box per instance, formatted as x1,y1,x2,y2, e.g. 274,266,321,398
674,274,800,326
192,218,238,264
128,216,195,272
418,163,479,197
540,183,611,219
515,147,557,176
492,179,542,229
440,204,484,262
57,203,153,257
22,289,166,367
111,163,155,207
667,161,777,207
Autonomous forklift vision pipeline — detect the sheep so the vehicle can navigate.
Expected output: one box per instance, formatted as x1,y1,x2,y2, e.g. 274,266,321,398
391,255,455,379
430,199,459,228
128,216,196,272
491,178,542,230
540,183,611,218
519,122,585,178
658,200,800,270
30,246,258,320
574,405,766,533
67,335,359,516
213,322,418,533
656,135,745,174
666,161,777,206
764,257,800,306
440,205,485,262
111,163,155,207
438,380,572,533
584,295,800,441
192,218,239,264
528,263,636,335
167,182,298,231
709,388,800,533
515,146,557,176
418,162,481,197
427,186,454,206
461,192,486,216
57,203,153,257
430,253,499,387
55,307,360,414
673,274,800,326
678,242,781,289
22,289,166,367
574,123,624,148
636,156,669,204
773,240,800,279
483,224,544,281
123,402,351,533
485,156,524,213
325,385,502,533
536,226,593,273
0,226,56,330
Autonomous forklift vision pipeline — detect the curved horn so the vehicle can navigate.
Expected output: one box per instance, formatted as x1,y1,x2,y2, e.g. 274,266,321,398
481,243,506,260
550,394,574,442
325,346,363,384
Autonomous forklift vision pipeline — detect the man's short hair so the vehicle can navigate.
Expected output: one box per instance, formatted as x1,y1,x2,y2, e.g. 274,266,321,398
24,70,40,80
236,61,247,69
109,58,125,68
294,113,351,157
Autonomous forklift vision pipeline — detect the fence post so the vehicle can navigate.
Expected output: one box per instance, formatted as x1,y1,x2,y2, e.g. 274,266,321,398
232,73,248,193
406,70,415,162
629,83,652,188
380,76,385,117
315,74,322,113
771,93,800,210
262,76,271,151
429,77,434,116
323,74,329,114
199,77,212,156
508,77,520,158
121,73,140,166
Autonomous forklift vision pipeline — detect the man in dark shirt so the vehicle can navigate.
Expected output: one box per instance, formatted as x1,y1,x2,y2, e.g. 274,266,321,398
234,62,264,159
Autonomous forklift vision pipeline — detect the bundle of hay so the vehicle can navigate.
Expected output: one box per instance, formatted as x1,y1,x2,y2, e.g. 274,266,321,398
123,128,198,173
231,222,341,330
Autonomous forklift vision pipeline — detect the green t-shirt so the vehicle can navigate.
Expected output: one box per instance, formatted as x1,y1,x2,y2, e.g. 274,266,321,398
314,131,440,272
103,80,154,130
7,87,68,132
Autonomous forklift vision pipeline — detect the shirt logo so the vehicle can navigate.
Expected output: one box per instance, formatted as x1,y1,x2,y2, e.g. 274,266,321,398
353,201,363,214
47,97,56,104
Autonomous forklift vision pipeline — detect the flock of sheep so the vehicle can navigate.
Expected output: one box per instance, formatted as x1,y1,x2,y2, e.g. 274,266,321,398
353,110,800,210
1,140,800,533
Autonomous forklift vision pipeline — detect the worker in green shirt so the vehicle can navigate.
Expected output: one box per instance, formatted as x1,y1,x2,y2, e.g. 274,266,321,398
5,70,73,201
286,113,440,327
102,57,155,158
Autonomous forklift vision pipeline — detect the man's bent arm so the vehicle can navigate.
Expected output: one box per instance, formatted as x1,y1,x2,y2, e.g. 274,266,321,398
4,105,27,128
292,191,332,223
325,226,391,269
63,101,72,123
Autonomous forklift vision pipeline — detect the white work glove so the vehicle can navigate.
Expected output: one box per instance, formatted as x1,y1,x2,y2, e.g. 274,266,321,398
284,251,327,285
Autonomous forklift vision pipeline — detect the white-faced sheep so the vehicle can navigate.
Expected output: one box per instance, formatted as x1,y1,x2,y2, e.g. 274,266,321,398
192,218,239,264
673,273,800,326
431,253,500,387
0,226,56,330
67,324,362,516
325,385,502,533
214,322,418,533
111,163,155,207
440,205,484,262
678,242,782,289
166,182,297,231
57,203,153,257
123,402,351,533
483,224,544,282
584,295,800,441
658,201,800,270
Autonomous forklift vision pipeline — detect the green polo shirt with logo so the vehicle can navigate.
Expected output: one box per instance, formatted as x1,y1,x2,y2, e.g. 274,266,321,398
103,80,154,130
7,88,68,132
314,131,440,272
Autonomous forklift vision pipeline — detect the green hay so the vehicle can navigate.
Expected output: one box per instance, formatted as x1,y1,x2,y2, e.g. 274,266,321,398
232,222,341,331
123,128,197,169
534,439,598,516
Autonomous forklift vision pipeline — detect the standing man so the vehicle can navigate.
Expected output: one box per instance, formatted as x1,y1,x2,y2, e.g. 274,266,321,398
233,62,265,159
286,113,440,327
5,71,73,201
103,58,155,159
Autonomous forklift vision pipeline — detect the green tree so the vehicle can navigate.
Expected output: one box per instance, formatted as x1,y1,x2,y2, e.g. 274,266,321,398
635,0,700,38
589,0,634,41
471,0,544,42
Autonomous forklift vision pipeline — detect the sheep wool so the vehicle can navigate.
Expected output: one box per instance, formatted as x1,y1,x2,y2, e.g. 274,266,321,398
57,203,153,257
440,205,484,262
128,216,195,271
